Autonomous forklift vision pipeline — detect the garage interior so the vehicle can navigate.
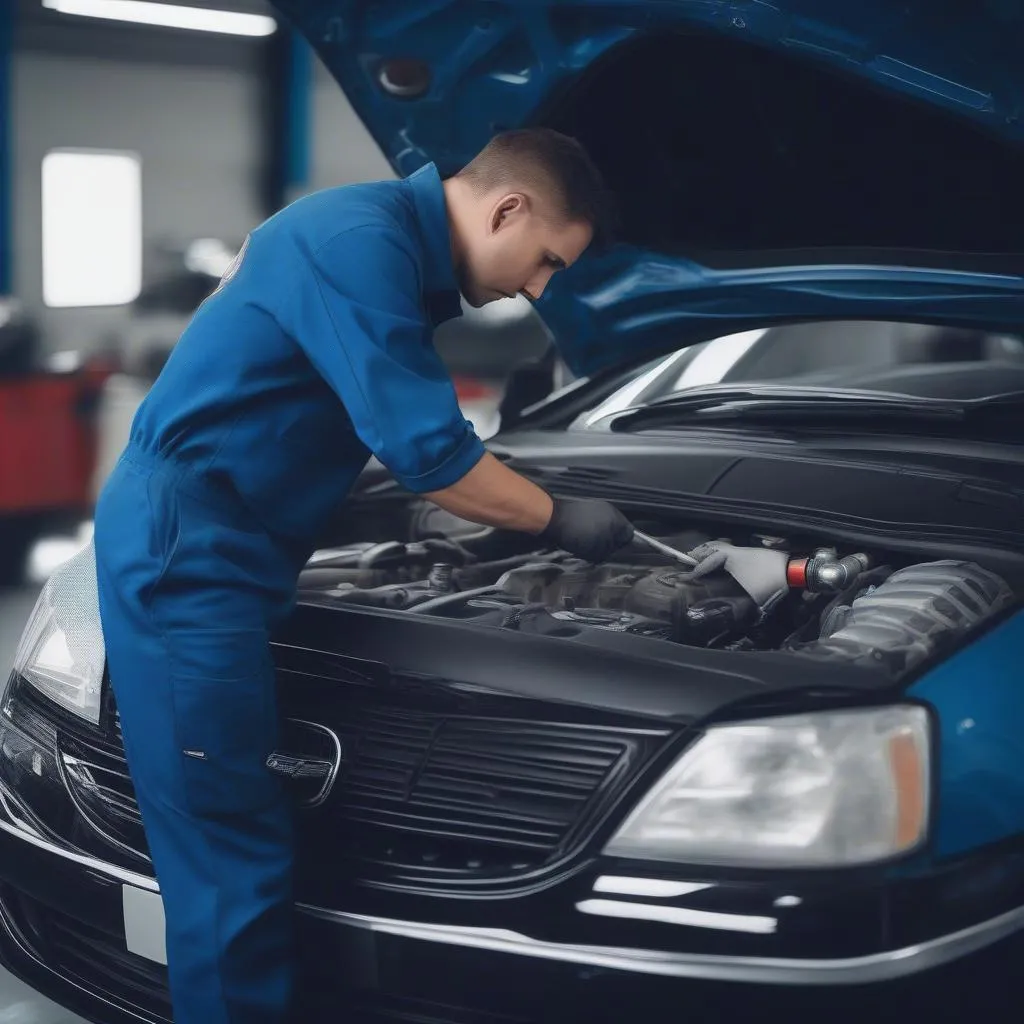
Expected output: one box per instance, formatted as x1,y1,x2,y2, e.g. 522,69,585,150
0,0,392,1016
1,1,1022,1022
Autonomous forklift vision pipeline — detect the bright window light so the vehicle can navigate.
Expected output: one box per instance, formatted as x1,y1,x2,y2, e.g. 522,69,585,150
41,0,277,37
42,150,143,308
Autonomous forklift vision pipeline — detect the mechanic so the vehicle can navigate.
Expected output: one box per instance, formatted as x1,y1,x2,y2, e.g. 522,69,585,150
92,128,638,1024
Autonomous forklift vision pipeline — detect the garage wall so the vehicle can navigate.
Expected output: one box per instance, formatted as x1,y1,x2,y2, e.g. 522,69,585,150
306,56,394,193
10,3,395,357
12,50,265,355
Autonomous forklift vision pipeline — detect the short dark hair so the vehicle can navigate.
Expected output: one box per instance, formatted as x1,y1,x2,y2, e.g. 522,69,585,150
456,128,616,249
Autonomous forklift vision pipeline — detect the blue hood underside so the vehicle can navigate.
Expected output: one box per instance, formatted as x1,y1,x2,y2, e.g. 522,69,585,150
272,1,1024,377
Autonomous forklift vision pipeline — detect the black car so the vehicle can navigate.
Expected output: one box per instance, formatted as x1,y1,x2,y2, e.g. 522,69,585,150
4,1,1024,1022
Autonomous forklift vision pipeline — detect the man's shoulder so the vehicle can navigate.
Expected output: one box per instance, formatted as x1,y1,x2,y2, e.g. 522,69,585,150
266,177,415,253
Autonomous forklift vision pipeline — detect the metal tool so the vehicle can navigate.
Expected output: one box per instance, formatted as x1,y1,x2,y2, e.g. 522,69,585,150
633,529,699,568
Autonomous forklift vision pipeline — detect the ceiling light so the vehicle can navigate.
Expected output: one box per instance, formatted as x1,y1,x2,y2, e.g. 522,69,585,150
42,0,277,37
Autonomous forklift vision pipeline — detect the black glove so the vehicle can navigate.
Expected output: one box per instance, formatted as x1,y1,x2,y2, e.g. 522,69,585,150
539,498,635,563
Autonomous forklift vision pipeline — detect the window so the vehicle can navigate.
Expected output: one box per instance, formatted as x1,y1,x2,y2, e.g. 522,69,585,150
42,149,142,308
576,321,1024,429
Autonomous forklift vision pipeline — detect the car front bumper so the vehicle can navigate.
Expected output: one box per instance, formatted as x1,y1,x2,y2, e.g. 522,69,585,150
2,804,1023,1024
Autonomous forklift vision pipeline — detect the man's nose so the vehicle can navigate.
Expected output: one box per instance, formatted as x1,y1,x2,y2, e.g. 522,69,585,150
524,268,555,301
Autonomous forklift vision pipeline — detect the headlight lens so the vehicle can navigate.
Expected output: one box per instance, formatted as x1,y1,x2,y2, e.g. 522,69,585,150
10,542,105,725
604,705,930,868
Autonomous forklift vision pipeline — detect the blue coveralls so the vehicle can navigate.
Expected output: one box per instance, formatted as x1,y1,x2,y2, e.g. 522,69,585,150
93,164,486,1023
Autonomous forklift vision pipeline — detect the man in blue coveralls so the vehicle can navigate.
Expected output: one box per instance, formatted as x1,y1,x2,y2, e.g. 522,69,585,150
93,128,635,1023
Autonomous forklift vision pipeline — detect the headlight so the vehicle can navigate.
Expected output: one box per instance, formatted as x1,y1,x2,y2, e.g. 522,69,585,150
604,705,930,868
10,543,105,725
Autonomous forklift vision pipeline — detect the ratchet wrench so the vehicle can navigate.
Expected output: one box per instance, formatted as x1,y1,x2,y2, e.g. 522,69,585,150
632,529,699,568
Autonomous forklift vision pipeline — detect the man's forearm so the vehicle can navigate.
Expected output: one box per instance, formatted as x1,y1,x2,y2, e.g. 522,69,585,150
424,452,553,534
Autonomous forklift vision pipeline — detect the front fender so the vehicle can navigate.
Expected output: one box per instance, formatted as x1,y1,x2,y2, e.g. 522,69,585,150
909,610,1024,858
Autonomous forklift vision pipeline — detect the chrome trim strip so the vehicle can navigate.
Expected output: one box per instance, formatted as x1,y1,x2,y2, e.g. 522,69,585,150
593,876,712,898
0,811,159,892
576,898,778,935
55,748,153,868
286,718,343,809
294,901,1024,986
3,800,1021,986
0,786,44,841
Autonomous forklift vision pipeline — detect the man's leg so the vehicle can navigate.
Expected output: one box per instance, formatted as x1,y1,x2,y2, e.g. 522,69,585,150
94,454,296,1023
102,606,294,1024
95,469,294,1023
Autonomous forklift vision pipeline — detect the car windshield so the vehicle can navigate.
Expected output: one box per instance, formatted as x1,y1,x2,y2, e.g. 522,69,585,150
576,320,1024,428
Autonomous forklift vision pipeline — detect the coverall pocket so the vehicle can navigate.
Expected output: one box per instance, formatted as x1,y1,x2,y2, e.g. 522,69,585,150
168,627,281,819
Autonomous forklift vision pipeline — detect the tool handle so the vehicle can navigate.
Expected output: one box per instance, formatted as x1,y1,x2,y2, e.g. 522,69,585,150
633,530,699,567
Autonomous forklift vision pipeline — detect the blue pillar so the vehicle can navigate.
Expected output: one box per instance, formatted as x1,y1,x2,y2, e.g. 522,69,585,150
284,28,312,197
259,24,312,213
0,0,12,295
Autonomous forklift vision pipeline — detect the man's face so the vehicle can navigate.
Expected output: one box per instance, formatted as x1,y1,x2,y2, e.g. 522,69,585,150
457,192,593,308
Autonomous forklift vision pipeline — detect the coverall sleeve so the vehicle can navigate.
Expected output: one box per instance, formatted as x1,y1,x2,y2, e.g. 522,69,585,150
279,225,486,493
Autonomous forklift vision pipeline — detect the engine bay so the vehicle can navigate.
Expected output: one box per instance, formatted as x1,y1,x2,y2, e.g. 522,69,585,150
298,503,1016,678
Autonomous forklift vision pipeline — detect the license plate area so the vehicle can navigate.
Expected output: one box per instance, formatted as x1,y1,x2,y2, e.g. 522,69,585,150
122,884,167,966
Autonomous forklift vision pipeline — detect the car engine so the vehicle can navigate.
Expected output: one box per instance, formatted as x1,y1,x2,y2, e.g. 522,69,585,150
297,504,1016,676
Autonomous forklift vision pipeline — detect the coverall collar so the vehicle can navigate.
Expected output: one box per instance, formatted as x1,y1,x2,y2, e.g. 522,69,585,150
406,162,463,326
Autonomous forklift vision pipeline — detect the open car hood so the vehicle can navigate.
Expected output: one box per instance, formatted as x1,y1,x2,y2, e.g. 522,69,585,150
273,0,1024,377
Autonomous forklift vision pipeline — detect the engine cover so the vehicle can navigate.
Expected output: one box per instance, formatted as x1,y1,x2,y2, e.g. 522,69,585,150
496,561,747,629
622,567,746,621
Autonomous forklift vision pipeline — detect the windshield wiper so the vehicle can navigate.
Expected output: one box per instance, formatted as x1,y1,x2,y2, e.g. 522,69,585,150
607,386,1024,430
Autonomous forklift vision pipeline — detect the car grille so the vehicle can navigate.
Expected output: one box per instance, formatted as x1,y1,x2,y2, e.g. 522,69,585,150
57,716,148,860
290,700,668,883
336,709,639,851
20,676,666,882
0,886,171,1023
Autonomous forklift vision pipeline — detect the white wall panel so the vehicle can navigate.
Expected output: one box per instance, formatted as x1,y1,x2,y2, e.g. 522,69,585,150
12,51,263,352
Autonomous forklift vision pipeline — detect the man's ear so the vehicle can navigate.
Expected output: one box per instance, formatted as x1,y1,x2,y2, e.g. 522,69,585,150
489,193,527,234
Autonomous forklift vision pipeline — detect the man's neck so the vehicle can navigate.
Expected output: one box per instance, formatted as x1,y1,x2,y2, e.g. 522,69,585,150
441,176,474,278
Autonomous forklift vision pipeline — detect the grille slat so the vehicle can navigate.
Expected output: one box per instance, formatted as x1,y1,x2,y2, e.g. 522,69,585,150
426,755,609,788
344,810,562,848
59,746,140,816
415,783,594,816
61,756,135,793
348,794,579,830
65,776,140,820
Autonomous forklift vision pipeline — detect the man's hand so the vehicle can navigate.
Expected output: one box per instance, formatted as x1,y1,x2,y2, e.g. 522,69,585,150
539,498,635,564
425,454,633,562
685,541,789,608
